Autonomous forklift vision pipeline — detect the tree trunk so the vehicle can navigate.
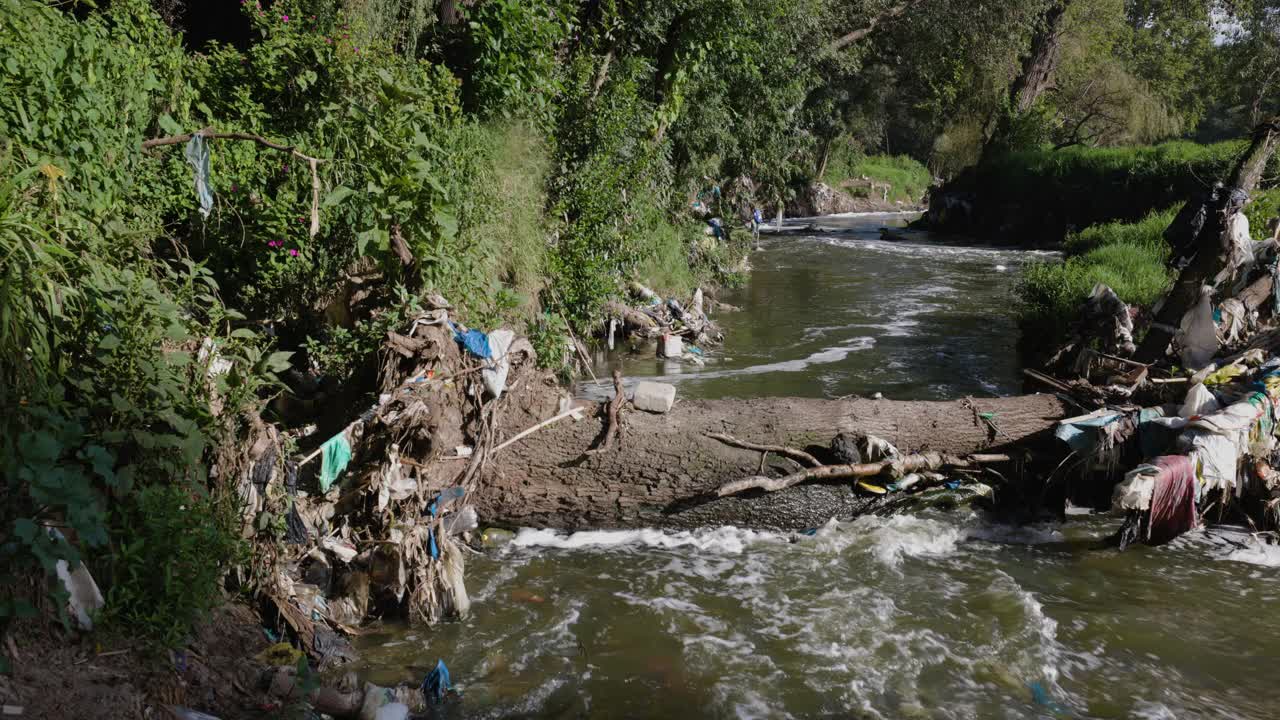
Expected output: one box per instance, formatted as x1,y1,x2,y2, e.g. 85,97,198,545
815,136,834,180
1135,117,1280,363
982,0,1072,148
475,393,1070,531
1009,1,1070,114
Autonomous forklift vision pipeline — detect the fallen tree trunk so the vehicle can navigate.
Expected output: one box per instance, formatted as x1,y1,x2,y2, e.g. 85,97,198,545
475,392,1071,530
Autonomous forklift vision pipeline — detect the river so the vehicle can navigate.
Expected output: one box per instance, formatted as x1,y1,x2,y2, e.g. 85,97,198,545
351,213,1280,719
580,212,1056,401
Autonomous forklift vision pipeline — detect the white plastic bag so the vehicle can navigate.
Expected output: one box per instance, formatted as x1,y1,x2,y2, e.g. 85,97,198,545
482,329,514,398
1179,382,1220,418
1178,286,1218,370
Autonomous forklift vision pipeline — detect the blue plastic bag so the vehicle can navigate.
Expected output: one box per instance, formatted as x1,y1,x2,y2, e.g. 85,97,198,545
422,659,452,704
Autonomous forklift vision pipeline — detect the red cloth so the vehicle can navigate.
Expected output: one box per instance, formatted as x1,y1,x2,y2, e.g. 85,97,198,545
1146,455,1198,545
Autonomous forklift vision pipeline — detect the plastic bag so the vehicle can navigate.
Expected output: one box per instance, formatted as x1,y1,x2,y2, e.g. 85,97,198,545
1178,286,1218,370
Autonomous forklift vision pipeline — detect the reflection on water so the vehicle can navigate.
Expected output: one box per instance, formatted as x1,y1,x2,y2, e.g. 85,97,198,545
582,212,1058,401
352,517,1280,719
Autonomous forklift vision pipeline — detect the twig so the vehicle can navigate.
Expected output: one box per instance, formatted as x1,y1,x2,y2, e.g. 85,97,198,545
586,370,626,455
1023,368,1075,395
1086,349,1149,369
492,406,585,455
705,432,822,467
716,452,1009,497
963,397,1012,441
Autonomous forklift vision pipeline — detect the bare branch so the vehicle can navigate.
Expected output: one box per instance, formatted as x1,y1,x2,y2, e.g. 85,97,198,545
826,0,925,54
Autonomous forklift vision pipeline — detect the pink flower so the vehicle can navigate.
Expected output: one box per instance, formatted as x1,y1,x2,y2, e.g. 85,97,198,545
230,184,238,192
282,14,289,22
289,249,299,257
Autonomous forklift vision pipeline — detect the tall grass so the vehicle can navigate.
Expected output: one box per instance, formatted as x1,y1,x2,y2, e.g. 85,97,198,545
1019,208,1176,339
466,123,551,306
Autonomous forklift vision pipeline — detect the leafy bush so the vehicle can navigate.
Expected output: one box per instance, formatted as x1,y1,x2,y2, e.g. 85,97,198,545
546,58,676,329
1245,188,1280,236
0,0,273,646
100,485,246,648
462,0,574,125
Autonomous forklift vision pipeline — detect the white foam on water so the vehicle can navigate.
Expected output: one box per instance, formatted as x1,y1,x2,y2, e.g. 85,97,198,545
818,514,963,568
592,337,877,388
1222,544,1280,567
1130,700,1179,719
810,234,1060,263
511,525,783,553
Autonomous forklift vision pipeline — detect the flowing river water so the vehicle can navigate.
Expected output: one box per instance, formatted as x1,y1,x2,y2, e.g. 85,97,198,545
352,213,1280,719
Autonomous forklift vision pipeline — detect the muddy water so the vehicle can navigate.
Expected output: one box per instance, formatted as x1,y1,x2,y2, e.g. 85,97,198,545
353,518,1280,719
582,212,1058,401
352,214,1280,718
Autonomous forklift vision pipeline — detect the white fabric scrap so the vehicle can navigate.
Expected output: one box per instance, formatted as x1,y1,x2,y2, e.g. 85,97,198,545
1178,286,1218,370
1184,430,1239,492
1114,465,1159,511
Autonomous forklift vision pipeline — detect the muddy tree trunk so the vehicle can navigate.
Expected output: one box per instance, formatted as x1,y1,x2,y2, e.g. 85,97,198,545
476,393,1070,531
1136,116,1280,363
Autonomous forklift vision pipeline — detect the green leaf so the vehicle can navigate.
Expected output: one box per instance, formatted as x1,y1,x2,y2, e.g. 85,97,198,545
436,210,458,240
158,113,182,136
322,186,354,208
230,328,257,340
98,334,122,350
264,351,293,373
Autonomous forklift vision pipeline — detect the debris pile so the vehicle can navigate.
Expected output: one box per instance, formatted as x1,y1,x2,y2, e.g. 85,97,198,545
1032,186,1280,547
229,296,549,673
605,283,726,364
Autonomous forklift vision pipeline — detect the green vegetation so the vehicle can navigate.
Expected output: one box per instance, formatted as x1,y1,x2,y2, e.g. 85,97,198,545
820,143,932,204
1019,208,1176,338
0,0,1276,659
1245,188,1280,236
940,140,1278,241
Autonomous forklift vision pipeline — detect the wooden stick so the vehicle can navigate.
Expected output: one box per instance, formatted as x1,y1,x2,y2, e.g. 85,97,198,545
492,406,585,455
1150,376,1189,384
309,157,321,238
716,452,1010,497
1087,349,1149,369
705,432,822,467
1023,368,1075,394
